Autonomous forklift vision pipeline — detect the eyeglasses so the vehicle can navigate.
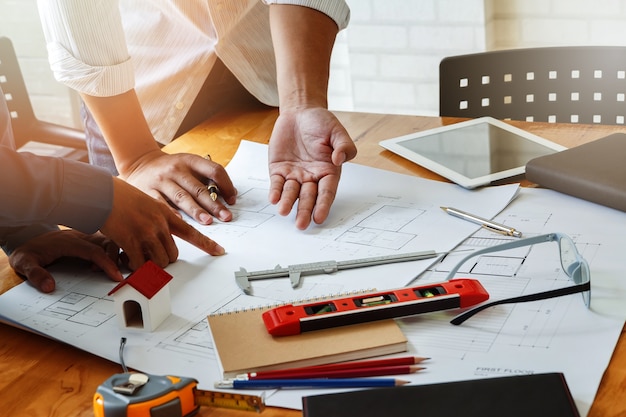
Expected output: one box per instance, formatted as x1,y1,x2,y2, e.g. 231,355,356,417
445,232,591,325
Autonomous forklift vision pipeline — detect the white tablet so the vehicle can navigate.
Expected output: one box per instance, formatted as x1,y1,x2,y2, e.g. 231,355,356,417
379,117,566,189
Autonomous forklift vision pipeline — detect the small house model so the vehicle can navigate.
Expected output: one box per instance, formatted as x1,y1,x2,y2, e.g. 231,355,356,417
108,260,173,332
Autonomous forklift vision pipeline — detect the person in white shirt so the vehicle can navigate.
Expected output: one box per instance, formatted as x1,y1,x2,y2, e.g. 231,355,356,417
37,0,356,231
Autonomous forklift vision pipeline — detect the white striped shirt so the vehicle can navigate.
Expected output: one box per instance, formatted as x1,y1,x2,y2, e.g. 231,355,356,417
37,0,350,144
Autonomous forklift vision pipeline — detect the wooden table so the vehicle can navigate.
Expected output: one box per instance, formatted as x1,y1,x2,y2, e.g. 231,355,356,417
1,101,625,416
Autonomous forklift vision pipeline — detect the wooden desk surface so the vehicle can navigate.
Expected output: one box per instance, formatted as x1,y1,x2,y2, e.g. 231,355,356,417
1,102,625,416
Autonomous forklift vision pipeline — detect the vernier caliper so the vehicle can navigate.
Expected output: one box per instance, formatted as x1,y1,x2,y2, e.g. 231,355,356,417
235,250,438,295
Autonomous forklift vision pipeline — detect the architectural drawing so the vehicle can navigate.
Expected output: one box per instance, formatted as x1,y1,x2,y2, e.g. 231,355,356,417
0,142,622,416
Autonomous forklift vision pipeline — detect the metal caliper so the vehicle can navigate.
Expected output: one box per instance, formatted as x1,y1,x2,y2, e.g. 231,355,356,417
234,250,438,295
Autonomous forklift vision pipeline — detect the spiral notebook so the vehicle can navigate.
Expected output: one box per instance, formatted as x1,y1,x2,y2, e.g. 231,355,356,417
207,302,408,378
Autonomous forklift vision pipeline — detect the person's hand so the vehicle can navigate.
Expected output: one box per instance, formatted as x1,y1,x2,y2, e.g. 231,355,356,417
120,150,238,225
268,106,357,230
100,177,226,271
8,230,123,293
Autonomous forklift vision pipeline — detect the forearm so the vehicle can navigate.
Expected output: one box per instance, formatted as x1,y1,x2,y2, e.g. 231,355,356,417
0,148,113,253
81,90,161,178
269,5,339,110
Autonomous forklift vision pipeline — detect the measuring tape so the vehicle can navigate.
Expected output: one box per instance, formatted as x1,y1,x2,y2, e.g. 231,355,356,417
94,373,265,416
194,389,265,412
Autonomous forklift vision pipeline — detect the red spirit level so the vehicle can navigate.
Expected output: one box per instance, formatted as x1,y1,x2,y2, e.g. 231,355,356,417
262,279,489,336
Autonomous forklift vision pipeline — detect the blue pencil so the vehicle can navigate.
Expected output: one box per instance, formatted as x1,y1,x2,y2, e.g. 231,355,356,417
215,378,408,390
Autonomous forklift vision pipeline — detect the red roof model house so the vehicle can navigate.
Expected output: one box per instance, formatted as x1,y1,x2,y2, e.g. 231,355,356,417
108,260,173,332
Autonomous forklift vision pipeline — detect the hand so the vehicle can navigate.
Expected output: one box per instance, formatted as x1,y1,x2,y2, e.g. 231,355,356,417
268,107,357,229
101,177,226,271
120,150,238,225
8,230,123,293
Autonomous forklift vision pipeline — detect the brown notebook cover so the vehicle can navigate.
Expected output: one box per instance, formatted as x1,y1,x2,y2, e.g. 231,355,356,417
526,133,626,212
302,373,580,417
207,305,408,378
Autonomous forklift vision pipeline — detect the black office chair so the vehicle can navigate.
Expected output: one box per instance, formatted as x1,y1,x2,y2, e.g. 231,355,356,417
0,36,88,161
439,46,626,125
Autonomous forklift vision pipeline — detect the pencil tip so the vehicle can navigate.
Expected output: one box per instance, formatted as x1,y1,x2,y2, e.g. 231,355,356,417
396,379,410,386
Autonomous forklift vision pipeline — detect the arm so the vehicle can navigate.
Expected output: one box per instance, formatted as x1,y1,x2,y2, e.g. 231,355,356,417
0,146,111,248
2,96,225,294
0,143,122,292
80,90,237,225
37,0,237,225
267,4,357,229
1,145,226,292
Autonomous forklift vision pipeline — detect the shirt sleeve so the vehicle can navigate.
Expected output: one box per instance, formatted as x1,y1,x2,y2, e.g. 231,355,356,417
0,147,114,253
262,0,350,30
1,86,114,253
36,0,135,97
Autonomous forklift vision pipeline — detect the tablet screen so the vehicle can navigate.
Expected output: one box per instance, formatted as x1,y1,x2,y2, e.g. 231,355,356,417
380,117,566,188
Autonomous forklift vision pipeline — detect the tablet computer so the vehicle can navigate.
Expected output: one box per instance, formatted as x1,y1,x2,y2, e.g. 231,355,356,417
379,117,566,189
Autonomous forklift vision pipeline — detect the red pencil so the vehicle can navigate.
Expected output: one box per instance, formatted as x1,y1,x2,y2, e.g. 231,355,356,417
246,365,424,380
244,356,429,379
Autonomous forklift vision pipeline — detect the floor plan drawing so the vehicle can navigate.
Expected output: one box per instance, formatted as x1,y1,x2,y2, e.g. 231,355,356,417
2,142,621,416
336,205,425,250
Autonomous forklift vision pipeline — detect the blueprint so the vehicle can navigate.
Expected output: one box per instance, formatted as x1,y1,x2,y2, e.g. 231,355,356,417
0,142,623,416
270,187,626,415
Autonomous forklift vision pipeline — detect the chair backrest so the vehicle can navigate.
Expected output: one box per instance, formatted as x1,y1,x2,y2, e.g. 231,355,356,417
0,36,87,160
439,46,626,125
0,36,38,146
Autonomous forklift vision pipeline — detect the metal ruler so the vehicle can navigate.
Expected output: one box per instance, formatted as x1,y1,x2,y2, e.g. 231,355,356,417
235,250,438,294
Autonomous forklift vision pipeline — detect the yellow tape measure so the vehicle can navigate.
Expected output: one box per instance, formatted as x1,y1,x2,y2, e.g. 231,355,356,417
97,337,265,416
194,389,265,412
95,373,265,416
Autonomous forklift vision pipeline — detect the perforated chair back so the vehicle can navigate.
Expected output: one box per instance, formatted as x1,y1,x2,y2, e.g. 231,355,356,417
0,36,87,160
439,46,626,125
0,37,37,144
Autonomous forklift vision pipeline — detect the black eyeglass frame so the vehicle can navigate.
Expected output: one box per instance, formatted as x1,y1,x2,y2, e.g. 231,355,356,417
445,232,591,325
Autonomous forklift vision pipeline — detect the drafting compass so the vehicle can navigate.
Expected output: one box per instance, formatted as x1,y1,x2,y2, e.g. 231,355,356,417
234,250,439,295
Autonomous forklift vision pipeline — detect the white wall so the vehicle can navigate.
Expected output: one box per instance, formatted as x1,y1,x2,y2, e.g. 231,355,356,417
328,0,488,116
487,0,626,50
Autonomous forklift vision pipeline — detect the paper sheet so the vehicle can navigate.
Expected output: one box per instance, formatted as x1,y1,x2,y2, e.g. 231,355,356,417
2,141,621,416
268,187,626,415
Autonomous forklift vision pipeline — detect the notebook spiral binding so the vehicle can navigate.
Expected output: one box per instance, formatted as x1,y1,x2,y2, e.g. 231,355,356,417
208,288,377,316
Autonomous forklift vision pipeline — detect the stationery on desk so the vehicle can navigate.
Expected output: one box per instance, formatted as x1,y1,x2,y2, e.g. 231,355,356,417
208,277,485,384
206,180,219,202
203,154,220,201
0,140,522,404
235,250,439,294
216,377,409,390
235,356,428,380
2,139,624,415
206,303,408,379
441,206,523,237
267,184,626,412
212,355,426,390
